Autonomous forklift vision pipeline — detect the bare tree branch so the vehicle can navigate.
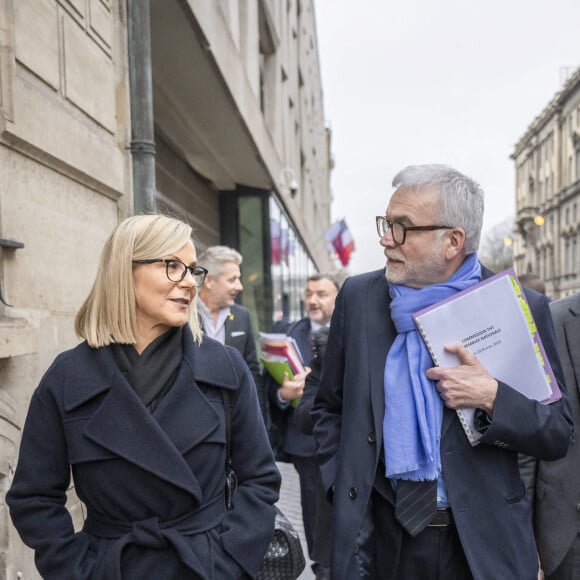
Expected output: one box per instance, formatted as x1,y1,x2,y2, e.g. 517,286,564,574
479,217,515,273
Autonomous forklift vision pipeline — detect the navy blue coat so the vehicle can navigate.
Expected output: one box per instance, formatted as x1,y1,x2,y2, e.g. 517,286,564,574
223,304,266,420
266,318,316,458
312,268,573,580
7,326,280,579
535,293,580,575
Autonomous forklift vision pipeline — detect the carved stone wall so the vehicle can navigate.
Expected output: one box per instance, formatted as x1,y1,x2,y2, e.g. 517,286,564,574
0,0,131,576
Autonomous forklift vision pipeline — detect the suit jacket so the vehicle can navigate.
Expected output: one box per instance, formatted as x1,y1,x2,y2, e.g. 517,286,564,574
266,317,316,457
535,292,580,575
296,355,322,435
7,326,280,580
224,304,261,381
223,303,266,420
312,268,573,580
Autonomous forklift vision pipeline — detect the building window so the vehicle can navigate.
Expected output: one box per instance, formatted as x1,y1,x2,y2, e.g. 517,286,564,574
269,196,316,323
541,248,547,282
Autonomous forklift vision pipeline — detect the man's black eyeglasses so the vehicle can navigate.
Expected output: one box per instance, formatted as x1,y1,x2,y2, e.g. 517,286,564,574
132,259,208,287
375,216,453,246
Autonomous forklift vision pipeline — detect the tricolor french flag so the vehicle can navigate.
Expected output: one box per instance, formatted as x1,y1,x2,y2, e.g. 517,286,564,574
325,219,355,267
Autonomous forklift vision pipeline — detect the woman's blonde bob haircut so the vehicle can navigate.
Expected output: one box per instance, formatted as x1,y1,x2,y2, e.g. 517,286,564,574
75,213,202,347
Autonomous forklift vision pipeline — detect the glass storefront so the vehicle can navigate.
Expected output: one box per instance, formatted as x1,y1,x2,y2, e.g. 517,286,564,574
220,188,316,333
269,197,316,323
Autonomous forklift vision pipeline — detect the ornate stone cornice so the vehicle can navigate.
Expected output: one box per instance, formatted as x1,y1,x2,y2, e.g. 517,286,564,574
513,66,580,157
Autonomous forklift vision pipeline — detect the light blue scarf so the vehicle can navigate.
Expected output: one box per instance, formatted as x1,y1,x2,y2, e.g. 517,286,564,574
383,254,481,481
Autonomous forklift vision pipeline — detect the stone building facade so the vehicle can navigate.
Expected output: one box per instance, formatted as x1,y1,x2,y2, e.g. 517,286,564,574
0,0,332,576
512,67,580,298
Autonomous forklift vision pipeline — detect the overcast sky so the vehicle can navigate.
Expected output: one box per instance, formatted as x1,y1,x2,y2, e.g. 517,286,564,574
314,0,580,274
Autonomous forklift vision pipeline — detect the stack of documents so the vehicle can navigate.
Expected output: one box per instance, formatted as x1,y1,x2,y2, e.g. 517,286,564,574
259,332,305,383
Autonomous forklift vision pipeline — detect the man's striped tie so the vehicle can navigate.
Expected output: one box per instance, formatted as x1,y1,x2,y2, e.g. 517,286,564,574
394,478,438,536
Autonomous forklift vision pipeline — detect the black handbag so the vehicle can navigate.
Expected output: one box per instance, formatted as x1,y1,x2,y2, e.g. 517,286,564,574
222,390,306,580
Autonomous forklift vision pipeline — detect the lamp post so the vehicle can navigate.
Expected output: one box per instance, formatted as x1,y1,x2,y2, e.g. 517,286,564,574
533,215,545,226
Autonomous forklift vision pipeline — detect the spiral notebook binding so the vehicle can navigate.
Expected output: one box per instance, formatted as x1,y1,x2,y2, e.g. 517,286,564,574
456,411,478,443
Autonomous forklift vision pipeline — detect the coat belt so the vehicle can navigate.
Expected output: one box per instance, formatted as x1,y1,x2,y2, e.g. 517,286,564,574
83,494,224,579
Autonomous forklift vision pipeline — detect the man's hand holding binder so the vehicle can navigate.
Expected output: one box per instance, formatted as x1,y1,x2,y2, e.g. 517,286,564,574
425,343,499,417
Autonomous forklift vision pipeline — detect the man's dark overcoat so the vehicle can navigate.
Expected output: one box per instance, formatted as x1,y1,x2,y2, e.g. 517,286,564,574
535,292,580,575
7,326,280,579
266,317,314,458
312,268,573,580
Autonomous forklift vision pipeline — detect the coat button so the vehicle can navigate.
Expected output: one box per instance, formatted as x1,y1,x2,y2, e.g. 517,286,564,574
367,431,376,444
349,487,357,499
576,503,580,512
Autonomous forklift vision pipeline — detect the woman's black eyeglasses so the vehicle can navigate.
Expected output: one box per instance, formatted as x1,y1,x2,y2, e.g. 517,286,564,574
133,259,208,287
375,216,453,246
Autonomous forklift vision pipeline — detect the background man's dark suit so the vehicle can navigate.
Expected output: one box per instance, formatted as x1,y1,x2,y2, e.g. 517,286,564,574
212,303,265,421
266,317,332,577
267,317,313,459
535,292,580,578
312,268,572,580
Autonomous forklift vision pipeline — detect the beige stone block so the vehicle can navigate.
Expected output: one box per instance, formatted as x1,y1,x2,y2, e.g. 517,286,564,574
0,319,37,359
14,0,59,90
63,16,115,132
0,147,120,316
61,0,85,18
0,403,19,477
89,0,112,48
11,75,126,193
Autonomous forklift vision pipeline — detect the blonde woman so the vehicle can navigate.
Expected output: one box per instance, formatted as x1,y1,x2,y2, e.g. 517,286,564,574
7,214,280,579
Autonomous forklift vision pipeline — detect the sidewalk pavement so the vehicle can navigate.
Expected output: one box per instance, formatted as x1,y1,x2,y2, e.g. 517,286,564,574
275,461,316,580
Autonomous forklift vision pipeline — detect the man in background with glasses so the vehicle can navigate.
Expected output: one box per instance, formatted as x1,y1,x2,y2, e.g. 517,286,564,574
312,164,572,579
197,246,264,418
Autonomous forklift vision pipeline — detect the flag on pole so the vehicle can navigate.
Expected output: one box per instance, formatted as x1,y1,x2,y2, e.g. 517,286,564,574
270,219,281,265
325,219,355,267
280,228,289,264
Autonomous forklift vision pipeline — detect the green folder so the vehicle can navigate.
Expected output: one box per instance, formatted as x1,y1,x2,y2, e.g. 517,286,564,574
260,356,301,408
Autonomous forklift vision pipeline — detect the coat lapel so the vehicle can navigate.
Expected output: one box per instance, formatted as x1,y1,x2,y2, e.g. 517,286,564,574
367,271,395,448
154,336,239,454
294,319,312,364
224,307,239,347
63,330,239,500
441,395,456,440
562,300,580,396
83,369,204,499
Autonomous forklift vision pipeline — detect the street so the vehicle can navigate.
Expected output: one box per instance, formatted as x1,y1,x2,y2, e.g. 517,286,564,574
276,462,316,580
